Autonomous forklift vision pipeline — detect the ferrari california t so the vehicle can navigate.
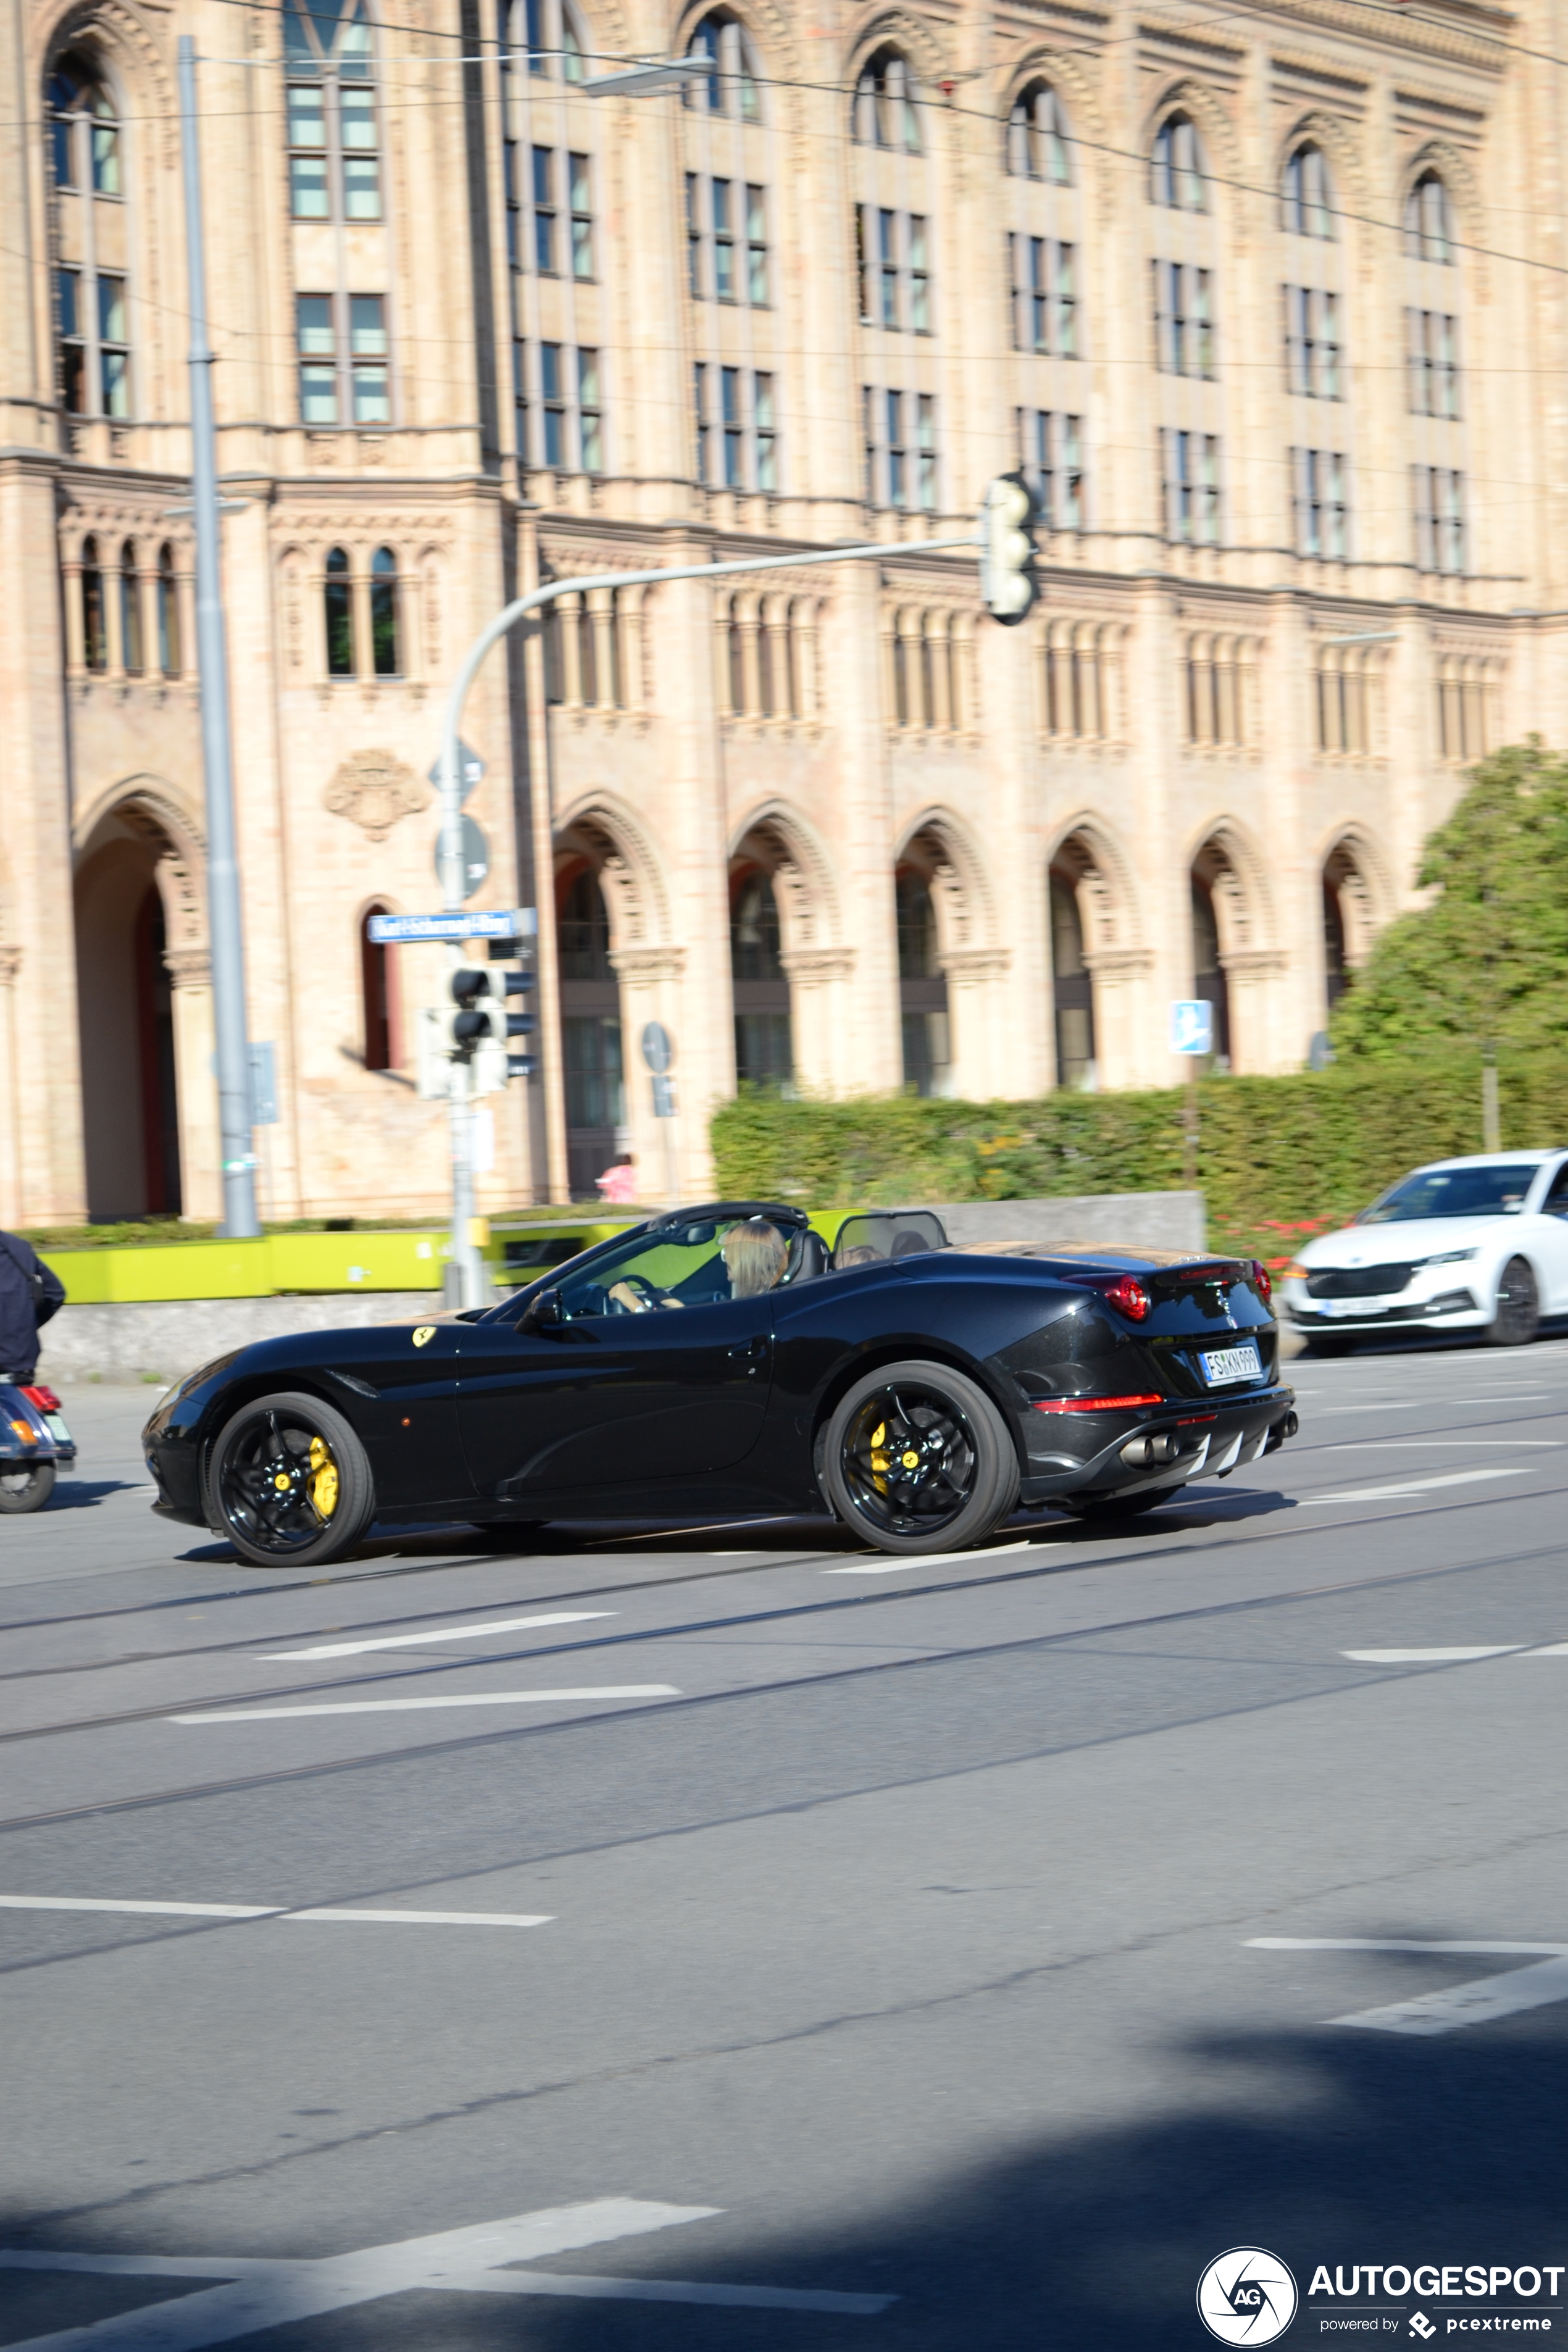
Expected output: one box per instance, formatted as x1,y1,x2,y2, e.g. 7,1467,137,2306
143,1204,1297,1567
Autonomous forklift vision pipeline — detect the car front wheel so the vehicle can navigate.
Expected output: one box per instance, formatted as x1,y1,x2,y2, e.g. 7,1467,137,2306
208,1391,375,1569
1487,1256,1540,1347
821,1359,1020,1556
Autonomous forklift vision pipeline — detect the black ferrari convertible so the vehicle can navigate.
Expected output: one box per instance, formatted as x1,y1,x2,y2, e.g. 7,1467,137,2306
141,1203,1298,1568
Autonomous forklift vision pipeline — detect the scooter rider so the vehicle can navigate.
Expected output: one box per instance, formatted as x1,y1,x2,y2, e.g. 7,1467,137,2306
0,1229,65,1383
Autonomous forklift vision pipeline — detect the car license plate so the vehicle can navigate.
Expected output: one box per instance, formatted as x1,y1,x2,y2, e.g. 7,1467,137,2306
44,1414,71,1445
1199,1344,1262,1386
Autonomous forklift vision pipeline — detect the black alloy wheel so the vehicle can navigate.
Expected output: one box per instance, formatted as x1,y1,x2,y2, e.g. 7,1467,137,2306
208,1390,375,1569
822,1357,1019,1556
0,1458,57,1514
1488,1256,1540,1347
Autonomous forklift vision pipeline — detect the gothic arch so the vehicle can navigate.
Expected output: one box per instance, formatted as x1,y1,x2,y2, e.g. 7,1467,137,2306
844,6,951,95
73,772,206,951
36,0,178,167
554,789,672,951
1141,76,1241,193
999,47,1104,151
1399,138,1483,253
895,806,997,953
673,0,798,90
727,798,841,952
1274,109,1366,218
1186,815,1274,958
1045,813,1142,957
1317,823,1395,962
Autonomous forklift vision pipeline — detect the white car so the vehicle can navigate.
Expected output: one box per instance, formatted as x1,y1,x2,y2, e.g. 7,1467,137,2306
1280,1151,1568,1353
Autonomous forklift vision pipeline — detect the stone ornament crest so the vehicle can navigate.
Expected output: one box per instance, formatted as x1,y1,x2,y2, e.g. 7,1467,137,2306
323,749,430,841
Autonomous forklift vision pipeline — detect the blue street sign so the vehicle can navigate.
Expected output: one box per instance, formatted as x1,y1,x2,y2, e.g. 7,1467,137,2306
1170,999,1214,1056
368,909,533,944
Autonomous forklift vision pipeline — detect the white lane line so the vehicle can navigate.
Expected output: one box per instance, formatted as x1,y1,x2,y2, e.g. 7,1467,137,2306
169,1685,678,1724
1304,1467,1530,1503
823,1540,1035,1577
0,2200,896,2346
260,1610,615,1660
0,1894,553,1927
1341,1647,1526,1663
1327,1439,1564,1449
1248,1937,1568,2037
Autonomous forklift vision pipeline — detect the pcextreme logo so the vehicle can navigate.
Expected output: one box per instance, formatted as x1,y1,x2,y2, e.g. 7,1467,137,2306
1198,2249,1301,2345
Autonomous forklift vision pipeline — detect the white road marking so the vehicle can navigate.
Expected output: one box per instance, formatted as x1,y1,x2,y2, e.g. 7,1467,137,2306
1341,1647,1526,1663
823,1540,1035,1577
170,1686,678,1724
0,1895,552,1926
0,2199,896,2346
1248,1937,1568,2037
1305,1468,1530,1502
1327,1439,1564,1449
260,1610,614,1660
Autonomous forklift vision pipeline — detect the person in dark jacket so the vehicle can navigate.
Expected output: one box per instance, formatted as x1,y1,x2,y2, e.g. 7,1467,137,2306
0,1232,65,1383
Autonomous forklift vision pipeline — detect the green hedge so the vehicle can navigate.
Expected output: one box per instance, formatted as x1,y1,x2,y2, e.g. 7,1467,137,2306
711,1057,1568,1262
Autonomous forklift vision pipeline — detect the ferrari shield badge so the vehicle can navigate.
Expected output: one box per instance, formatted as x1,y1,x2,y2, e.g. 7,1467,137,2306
412,1325,437,1348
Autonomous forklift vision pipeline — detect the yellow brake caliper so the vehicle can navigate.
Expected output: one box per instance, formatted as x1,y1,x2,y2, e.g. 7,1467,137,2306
309,1435,339,1518
868,1419,889,1493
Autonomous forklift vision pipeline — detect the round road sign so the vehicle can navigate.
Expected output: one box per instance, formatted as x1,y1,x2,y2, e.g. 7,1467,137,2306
641,1021,673,1075
433,814,490,901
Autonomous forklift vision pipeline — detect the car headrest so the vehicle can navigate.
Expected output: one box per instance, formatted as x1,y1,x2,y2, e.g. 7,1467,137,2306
782,1228,830,1284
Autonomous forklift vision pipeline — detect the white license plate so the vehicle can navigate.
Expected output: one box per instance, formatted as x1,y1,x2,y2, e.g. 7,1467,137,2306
44,1414,72,1445
1200,1344,1262,1386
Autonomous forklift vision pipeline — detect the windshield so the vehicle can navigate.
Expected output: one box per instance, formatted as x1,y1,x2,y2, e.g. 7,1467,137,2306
1362,1164,1539,1224
556,1214,793,1316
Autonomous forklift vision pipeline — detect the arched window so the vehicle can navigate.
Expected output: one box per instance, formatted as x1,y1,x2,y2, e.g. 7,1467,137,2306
1404,170,1454,263
361,904,399,1072
896,865,948,1096
523,0,586,81
1283,141,1333,237
80,538,107,671
119,541,142,675
324,546,354,677
685,9,760,119
370,546,398,677
557,862,624,1198
285,0,380,222
1323,872,1349,1014
1007,81,1070,182
854,48,920,152
157,544,180,676
1049,870,1095,1086
1151,112,1205,211
1190,867,1230,1062
730,869,791,1085
49,54,131,420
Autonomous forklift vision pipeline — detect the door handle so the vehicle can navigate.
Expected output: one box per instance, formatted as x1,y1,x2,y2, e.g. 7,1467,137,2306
728,1335,769,1361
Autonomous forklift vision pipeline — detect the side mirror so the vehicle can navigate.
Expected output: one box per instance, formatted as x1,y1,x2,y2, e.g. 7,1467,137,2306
525,1285,564,1330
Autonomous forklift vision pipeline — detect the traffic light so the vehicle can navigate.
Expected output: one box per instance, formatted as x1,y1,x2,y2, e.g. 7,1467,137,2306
444,962,538,1095
982,472,1037,625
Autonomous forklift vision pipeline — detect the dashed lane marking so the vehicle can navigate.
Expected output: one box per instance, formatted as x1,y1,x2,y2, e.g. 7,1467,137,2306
1249,1937,1568,2037
169,1685,678,1724
1304,1468,1531,1503
259,1610,615,1660
0,2198,896,2346
0,1895,552,1926
822,1540,1035,1577
1341,1646,1526,1662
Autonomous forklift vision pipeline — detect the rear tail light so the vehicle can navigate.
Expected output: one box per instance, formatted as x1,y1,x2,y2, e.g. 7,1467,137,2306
1101,1275,1151,1322
1250,1261,1273,1304
22,1384,62,1413
1033,1393,1162,1412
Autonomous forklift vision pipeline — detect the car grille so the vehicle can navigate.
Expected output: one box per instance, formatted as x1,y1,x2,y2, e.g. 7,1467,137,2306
1306,1264,1414,1298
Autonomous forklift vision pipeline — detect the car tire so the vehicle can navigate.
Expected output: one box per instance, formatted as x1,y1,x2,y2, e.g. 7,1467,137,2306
820,1358,1019,1556
1487,1256,1540,1347
0,1458,57,1514
1304,1333,1358,1357
1064,1484,1180,1523
207,1390,375,1569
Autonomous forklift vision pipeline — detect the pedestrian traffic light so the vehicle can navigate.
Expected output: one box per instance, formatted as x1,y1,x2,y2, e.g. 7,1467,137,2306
982,472,1037,624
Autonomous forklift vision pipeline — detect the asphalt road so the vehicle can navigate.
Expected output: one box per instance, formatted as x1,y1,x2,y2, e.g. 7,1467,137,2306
6,1339,1568,2350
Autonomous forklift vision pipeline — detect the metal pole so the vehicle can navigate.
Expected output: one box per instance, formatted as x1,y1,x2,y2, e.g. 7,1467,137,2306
178,38,258,1239
435,532,978,1302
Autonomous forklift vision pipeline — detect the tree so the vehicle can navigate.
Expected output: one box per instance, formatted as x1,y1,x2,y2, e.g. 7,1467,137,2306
1330,738,1568,1062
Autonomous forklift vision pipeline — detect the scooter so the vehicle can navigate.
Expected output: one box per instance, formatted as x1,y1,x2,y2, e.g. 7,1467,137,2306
0,1383,76,1514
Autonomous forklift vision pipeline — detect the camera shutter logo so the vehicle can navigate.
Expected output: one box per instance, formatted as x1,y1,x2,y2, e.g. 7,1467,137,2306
1198,2248,1299,2345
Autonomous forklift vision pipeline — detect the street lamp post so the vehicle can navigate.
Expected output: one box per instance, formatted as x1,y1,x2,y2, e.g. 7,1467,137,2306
177,37,259,1238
